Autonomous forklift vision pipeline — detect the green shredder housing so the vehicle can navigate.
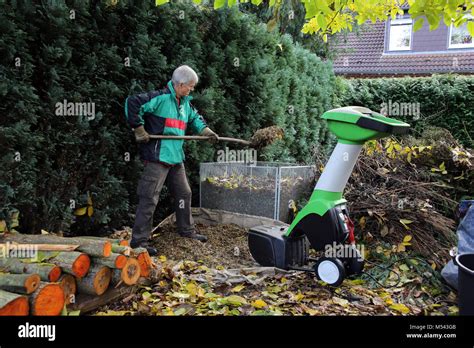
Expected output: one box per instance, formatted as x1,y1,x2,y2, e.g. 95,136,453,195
248,106,410,273
322,106,410,143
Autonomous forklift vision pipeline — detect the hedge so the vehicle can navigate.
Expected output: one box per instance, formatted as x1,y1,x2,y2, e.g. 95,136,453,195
0,1,338,234
340,75,474,148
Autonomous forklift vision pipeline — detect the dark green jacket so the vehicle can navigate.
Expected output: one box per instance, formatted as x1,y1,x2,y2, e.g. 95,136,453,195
125,81,207,164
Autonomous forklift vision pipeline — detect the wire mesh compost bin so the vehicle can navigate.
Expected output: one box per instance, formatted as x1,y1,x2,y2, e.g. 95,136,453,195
200,162,316,222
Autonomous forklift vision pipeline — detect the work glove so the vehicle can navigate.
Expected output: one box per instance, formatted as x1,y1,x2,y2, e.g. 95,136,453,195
201,127,219,144
134,125,150,143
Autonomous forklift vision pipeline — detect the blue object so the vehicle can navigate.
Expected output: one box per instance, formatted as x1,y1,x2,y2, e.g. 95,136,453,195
456,253,474,315
441,202,474,289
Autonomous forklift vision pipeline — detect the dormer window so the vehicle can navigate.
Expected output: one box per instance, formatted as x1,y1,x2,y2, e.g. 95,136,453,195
449,18,474,48
388,18,413,51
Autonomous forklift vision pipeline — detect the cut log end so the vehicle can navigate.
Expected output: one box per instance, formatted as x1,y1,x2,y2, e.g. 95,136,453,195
0,294,29,316
24,274,41,294
122,258,141,285
136,250,152,278
72,254,91,278
0,273,41,295
103,241,112,257
31,283,65,316
58,274,77,304
94,267,111,296
48,266,62,282
115,254,127,269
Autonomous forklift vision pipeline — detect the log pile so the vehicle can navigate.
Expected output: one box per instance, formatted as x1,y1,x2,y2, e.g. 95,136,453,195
0,233,160,316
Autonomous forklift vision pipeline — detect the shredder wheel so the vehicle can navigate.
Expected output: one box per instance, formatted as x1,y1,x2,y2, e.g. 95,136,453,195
314,257,346,286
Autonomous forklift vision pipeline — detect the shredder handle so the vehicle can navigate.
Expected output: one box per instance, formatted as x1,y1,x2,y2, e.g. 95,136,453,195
356,117,410,135
338,106,374,115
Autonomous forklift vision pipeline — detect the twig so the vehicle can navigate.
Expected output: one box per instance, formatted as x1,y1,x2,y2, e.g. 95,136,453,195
375,182,453,195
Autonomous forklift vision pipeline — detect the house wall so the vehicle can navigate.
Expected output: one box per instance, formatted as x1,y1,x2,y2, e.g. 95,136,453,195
384,17,471,53
332,15,474,76
412,22,449,51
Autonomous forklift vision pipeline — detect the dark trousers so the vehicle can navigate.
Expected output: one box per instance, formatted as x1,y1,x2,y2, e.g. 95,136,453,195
131,162,194,246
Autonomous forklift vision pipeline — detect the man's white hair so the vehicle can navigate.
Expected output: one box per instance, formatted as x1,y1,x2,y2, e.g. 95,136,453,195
172,65,199,85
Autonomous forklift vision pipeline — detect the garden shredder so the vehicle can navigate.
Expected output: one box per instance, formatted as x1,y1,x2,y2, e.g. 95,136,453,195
248,106,410,286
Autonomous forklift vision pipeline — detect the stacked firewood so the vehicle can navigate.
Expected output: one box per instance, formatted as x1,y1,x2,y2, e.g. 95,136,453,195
0,233,157,316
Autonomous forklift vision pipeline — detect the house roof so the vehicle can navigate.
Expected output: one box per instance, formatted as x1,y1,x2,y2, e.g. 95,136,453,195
331,21,474,76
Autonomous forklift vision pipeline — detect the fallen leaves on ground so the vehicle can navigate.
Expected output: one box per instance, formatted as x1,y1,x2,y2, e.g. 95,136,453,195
93,241,457,316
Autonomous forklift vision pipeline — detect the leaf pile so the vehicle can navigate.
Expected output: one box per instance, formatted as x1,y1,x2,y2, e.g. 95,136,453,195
92,243,457,316
250,126,285,148
150,223,257,269
204,173,306,192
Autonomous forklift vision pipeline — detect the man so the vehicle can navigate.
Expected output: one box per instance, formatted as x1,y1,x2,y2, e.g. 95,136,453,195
125,65,219,255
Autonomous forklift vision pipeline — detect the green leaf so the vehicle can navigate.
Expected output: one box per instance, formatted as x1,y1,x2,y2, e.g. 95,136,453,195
413,17,424,32
155,0,169,5
316,0,331,15
426,12,440,31
222,295,247,306
204,292,218,298
399,219,413,230
172,292,190,299
302,18,319,34
231,284,245,293
317,14,327,32
251,310,276,316
467,21,474,37
399,263,410,272
174,307,186,316
304,1,318,19
389,303,411,314
390,8,398,20
443,13,453,27
60,304,67,316
214,0,226,9
142,291,151,301
26,251,59,263
74,206,87,216
267,285,282,293
332,296,349,307
95,310,131,316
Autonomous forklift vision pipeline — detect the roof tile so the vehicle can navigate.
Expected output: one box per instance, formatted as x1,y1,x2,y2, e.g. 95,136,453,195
331,21,474,75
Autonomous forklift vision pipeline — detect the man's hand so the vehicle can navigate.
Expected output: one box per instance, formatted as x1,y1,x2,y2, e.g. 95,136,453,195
134,125,150,143
201,127,219,144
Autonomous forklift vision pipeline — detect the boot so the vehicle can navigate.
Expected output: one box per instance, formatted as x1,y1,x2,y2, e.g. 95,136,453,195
130,240,158,256
178,230,208,243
